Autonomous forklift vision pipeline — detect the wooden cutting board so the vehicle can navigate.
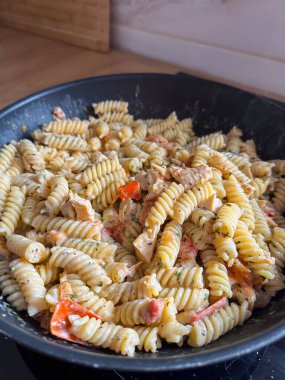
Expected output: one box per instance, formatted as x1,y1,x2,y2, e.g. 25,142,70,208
0,0,109,52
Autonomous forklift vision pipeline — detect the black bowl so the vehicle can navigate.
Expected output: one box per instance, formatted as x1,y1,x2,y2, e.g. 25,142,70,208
1,73,285,371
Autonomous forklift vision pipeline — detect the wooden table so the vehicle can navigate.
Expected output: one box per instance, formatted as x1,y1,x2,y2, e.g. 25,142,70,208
1,26,284,109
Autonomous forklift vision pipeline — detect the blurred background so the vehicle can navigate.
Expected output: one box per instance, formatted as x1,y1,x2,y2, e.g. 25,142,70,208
0,0,284,108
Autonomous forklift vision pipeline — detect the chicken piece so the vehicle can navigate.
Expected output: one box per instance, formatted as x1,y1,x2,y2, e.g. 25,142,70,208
133,224,160,263
254,289,271,308
118,199,142,225
200,194,222,213
60,192,97,222
46,230,67,246
135,171,149,191
169,165,212,190
53,107,66,121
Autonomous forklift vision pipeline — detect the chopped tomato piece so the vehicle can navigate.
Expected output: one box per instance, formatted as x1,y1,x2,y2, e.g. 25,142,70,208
145,299,164,325
190,297,227,323
118,181,141,201
50,298,102,343
103,225,123,243
178,236,198,261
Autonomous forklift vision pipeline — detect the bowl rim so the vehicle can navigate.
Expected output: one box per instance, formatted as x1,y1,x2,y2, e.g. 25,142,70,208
1,72,285,371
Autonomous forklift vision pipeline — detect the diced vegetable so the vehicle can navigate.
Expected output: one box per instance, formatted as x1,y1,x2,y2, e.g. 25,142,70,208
190,297,227,323
118,181,141,201
50,298,102,343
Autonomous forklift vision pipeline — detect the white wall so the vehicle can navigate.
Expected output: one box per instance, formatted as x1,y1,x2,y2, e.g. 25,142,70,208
111,0,285,98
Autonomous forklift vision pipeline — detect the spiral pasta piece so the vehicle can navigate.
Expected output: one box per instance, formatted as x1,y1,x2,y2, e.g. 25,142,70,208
36,146,58,162
7,234,47,263
250,199,271,241
0,175,11,215
149,265,204,289
214,235,238,267
188,301,251,347
132,120,147,140
10,258,48,316
99,274,162,305
63,155,89,173
251,161,274,178
133,326,161,352
45,175,69,215
147,112,178,135
43,119,89,136
93,179,125,212
145,182,184,229
35,262,59,285
269,227,285,270
76,156,120,185
158,287,209,311
172,182,215,225
114,246,138,268
104,262,135,283
226,127,242,154
21,197,37,225
272,178,285,213
0,144,17,174
19,139,45,171
42,134,88,152
250,178,270,198
114,298,173,326
213,203,242,238
192,144,213,168
190,208,215,230
234,221,275,279
32,215,101,240
183,222,213,250
148,147,167,167
224,175,255,230
156,221,182,269
209,151,252,192
65,274,114,321
188,133,226,154
0,260,27,310
49,246,111,288
200,249,232,298
60,237,116,264
0,186,26,237
121,145,149,162
100,112,133,125
93,100,129,115
85,169,126,199
69,314,139,356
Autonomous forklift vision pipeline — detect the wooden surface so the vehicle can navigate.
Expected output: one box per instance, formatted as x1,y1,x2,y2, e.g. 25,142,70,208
0,0,109,52
0,26,284,111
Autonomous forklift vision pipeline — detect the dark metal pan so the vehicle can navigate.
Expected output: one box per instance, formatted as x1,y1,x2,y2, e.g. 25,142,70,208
0,73,285,372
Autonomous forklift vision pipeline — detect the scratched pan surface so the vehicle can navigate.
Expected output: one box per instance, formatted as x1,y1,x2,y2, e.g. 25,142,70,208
0,73,285,371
